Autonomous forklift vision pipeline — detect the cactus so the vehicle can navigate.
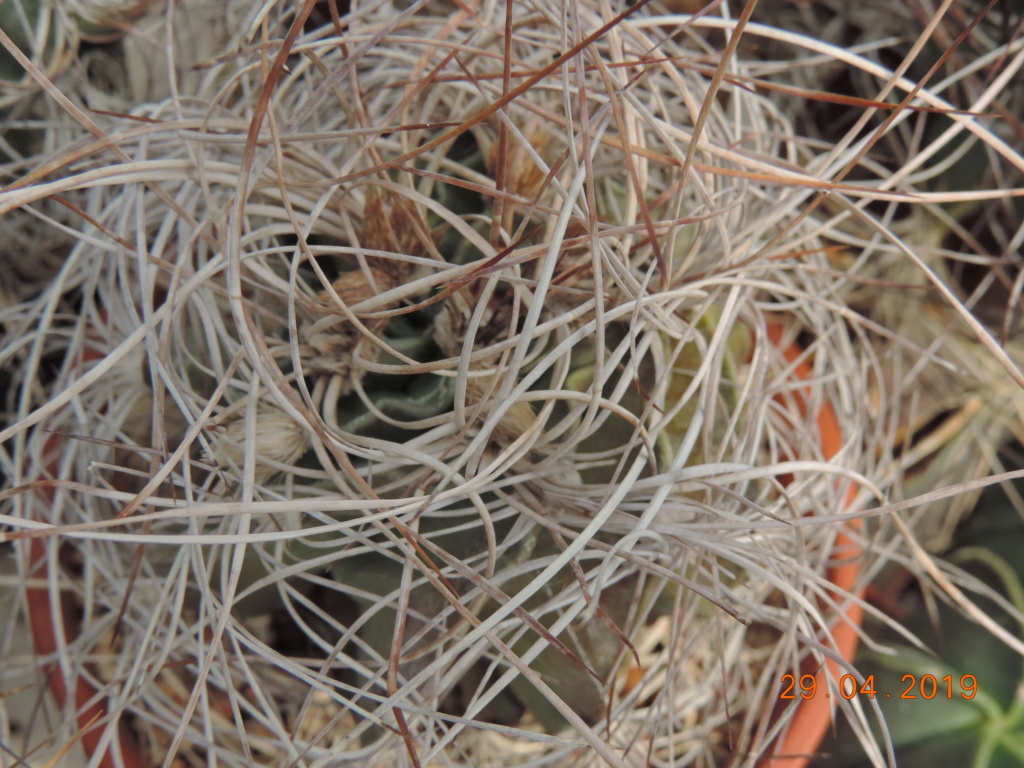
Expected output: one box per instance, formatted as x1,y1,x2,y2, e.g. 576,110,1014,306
4,2,1024,767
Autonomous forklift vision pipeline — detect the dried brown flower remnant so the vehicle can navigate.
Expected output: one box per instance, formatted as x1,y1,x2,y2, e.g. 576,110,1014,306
360,189,432,263
297,189,430,381
463,371,538,450
317,264,397,312
300,264,395,381
487,130,552,205
487,128,553,235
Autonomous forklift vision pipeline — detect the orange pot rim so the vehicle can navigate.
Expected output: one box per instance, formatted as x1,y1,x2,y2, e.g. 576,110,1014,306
762,321,864,768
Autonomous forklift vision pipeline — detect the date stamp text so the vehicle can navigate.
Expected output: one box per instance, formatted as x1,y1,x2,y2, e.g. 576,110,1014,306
779,673,977,700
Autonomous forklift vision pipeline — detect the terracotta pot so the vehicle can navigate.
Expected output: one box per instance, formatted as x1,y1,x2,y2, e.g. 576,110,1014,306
760,322,864,767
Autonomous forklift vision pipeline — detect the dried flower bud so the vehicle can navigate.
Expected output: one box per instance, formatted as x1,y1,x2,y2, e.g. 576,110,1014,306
207,404,309,481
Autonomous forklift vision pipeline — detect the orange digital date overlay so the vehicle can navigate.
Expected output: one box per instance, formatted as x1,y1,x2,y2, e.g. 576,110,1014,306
779,673,978,700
